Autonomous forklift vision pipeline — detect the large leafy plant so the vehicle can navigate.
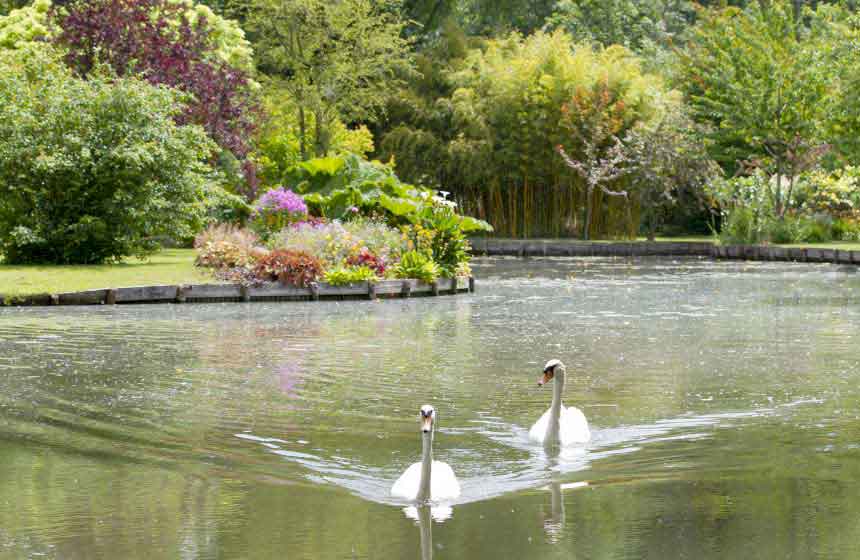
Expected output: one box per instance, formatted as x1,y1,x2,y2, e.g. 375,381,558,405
284,153,492,234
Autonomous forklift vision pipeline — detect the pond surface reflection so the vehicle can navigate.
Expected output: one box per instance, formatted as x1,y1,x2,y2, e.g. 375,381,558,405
1,257,859,559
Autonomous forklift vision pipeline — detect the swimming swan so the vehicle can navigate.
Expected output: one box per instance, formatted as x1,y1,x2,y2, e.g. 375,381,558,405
529,359,591,446
391,405,461,502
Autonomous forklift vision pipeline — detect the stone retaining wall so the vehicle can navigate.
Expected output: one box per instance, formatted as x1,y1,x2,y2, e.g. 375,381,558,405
470,238,860,264
471,239,713,257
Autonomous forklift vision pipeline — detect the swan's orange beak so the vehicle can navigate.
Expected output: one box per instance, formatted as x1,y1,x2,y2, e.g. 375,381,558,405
421,414,433,433
538,370,554,387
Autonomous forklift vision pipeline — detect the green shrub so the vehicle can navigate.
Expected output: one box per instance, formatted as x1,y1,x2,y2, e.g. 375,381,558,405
719,207,762,245
392,250,439,283
832,217,860,241
797,214,833,243
765,216,803,244
203,186,252,226
0,44,215,263
323,265,377,286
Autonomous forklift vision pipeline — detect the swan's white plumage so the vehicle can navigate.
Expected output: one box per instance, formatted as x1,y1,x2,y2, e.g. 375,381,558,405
528,405,591,445
391,460,461,501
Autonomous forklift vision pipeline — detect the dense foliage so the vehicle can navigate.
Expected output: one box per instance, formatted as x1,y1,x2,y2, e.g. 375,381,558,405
54,0,258,162
380,31,671,237
6,0,860,250
0,45,215,263
247,0,411,160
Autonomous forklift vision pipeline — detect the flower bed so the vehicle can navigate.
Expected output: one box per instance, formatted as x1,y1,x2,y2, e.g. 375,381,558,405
194,186,480,288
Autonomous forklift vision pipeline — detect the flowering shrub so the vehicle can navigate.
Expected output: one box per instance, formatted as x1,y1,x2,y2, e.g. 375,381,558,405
347,248,386,276
213,265,261,287
194,224,261,269
270,218,402,269
253,249,323,287
252,187,308,237
291,216,329,229
195,241,256,269
194,223,260,251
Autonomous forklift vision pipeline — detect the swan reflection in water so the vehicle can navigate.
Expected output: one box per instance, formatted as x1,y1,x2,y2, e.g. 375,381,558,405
403,504,452,560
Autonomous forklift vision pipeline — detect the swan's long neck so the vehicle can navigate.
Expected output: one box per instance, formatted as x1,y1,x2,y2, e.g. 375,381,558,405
417,431,433,501
545,365,565,444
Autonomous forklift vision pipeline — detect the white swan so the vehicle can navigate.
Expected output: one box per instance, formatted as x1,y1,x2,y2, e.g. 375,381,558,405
391,405,461,502
529,359,591,446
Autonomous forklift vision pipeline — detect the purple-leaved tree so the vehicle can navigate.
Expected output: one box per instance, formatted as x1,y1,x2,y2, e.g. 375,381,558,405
54,0,258,192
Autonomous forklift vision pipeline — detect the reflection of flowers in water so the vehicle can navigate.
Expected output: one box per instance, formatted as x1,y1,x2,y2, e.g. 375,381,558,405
277,362,305,399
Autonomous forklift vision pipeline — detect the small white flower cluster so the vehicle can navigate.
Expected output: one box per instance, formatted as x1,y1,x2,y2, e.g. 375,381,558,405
431,190,457,209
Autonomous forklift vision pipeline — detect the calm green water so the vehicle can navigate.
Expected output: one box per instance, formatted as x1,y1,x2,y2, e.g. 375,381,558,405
1,257,860,559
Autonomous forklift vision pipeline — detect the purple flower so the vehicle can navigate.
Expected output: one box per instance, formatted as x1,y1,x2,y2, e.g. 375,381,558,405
349,206,359,214
255,187,308,216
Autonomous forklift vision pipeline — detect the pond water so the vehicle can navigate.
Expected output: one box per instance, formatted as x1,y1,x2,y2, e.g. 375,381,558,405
1,257,860,559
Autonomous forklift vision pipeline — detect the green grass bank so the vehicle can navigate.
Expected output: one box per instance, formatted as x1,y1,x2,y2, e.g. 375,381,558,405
0,249,209,299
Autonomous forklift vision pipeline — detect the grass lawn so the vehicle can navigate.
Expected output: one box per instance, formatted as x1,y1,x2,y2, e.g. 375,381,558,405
774,241,860,251
0,249,211,298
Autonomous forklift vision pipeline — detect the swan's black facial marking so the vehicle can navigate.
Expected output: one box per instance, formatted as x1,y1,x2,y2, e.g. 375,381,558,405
420,405,434,433
539,360,560,386
538,369,554,386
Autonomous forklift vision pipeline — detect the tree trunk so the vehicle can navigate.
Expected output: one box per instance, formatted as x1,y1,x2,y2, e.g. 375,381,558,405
775,159,784,218
298,106,308,161
313,111,331,158
583,185,593,241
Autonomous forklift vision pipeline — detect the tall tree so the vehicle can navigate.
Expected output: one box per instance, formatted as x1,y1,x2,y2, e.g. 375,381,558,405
677,0,837,217
556,79,640,240
248,0,411,160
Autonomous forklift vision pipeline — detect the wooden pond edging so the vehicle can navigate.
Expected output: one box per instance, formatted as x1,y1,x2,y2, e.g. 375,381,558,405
1,277,474,307
469,238,860,265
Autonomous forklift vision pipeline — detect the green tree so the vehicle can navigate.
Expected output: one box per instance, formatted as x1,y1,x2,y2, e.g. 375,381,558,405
547,0,696,52
457,0,556,35
0,45,216,264
677,0,837,217
247,0,411,160
0,0,51,49
0,0,29,17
